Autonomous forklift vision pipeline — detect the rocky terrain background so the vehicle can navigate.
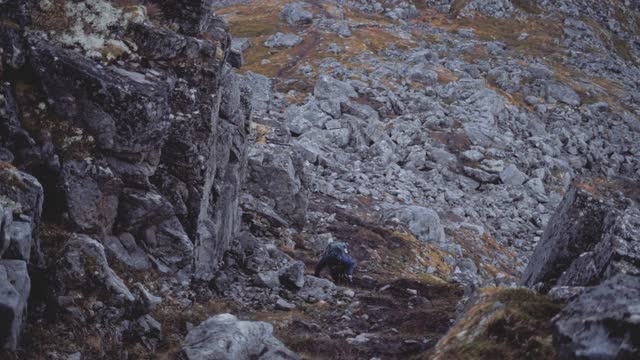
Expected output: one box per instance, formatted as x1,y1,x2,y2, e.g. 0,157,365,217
0,0,639,359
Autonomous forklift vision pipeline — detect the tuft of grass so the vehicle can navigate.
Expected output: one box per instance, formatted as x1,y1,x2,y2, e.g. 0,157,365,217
428,288,563,360
512,0,542,14
449,0,469,18
0,162,27,191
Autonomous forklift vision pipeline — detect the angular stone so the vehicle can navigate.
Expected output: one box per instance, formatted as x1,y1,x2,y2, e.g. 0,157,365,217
246,145,308,228
55,234,134,306
103,233,151,270
280,2,313,25
297,275,336,303
0,260,30,350
554,274,640,359
545,82,581,106
522,178,640,291
389,206,446,244
500,164,528,186
264,32,303,48
279,261,306,290
61,159,121,235
256,271,280,289
275,298,296,311
182,314,298,360
314,75,358,101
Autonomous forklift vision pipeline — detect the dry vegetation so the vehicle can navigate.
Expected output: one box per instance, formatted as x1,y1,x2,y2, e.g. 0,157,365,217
429,288,563,360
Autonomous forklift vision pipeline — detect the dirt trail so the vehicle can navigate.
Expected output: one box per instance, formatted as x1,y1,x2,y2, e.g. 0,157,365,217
250,195,464,359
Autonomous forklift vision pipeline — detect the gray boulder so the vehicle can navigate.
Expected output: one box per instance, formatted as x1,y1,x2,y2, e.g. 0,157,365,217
521,178,640,292
5,220,32,262
314,75,358,101
245,145,308,228
55,234,134,306
103,233,151,270
554,274,640,359
408,64,438,86
500,164,528,186
241,72,272,119
389,206,446,244
116,189,193,270
280,2,313,25
464,166,500,184
264,32,303,48
0,260,30,350
0,166,43,262
0,203,11,258
256,270,281,289
279,261,306,290
297,275,336,303
545,82,581,106
182,314,298,360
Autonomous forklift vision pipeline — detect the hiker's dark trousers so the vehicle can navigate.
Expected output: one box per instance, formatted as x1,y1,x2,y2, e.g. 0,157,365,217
315,254,356,280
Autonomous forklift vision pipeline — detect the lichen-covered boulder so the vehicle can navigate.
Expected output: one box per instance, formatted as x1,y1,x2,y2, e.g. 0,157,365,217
182,314,298,360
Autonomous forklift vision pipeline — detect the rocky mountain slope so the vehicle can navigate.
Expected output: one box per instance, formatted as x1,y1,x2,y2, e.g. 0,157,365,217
0,0,639,359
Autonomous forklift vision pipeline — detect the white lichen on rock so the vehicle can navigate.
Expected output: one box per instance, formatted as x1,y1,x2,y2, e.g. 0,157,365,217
54,0,146,60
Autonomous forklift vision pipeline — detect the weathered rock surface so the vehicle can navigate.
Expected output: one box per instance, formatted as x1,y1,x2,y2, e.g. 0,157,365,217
264,32,303,48
54,234,134,306
245,144,308,228
521,179,640,291
280,2,313,25
182,314,298,360
0,260,30,350
554,274,640,359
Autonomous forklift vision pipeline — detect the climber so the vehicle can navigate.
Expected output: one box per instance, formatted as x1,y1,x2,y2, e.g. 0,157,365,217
314,240,356,284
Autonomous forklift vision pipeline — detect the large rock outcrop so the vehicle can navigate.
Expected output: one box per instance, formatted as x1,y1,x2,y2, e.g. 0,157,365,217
0,0,250,279
521,178,640,291
0,0,252,349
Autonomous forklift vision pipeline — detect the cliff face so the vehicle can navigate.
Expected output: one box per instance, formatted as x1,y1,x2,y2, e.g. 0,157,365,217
0,0,250,352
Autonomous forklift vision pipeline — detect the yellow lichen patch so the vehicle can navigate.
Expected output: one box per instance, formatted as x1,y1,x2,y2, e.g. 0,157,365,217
252,122,272,144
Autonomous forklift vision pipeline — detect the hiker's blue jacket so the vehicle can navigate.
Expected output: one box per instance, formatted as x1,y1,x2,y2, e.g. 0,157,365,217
314,253,356,277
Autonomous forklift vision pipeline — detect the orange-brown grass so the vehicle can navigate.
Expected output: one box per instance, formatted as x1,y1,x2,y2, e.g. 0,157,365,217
428,288,563,360
433,66,459,84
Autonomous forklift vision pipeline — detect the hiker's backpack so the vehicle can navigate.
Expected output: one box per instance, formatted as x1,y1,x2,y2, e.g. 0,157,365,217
324,241,348,260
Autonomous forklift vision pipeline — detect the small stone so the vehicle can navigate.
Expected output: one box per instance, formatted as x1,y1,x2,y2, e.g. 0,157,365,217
275,298,296,311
